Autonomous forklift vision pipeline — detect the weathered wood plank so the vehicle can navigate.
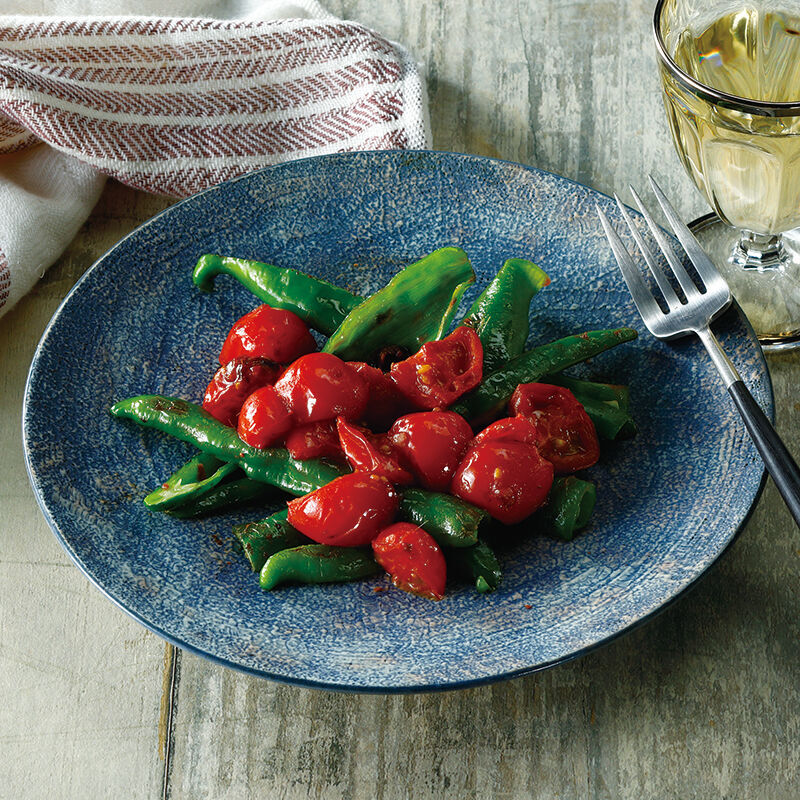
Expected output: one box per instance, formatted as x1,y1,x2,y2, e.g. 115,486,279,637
0,184,173,800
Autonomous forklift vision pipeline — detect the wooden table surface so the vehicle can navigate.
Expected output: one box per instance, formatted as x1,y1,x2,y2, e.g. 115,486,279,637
3,1,800,797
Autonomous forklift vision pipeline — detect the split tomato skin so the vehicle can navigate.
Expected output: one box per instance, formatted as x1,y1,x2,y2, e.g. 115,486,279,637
346,361,410,430
219,304,317,365
389,326,483,410
451,440,554,524
236,385,293,449
274,353,368,425
202,356,280,427
336,418,414,486
284,420,342,461
287,472,399,547
372,523,446,600
510,383,600,474
389,411,473,492
471,415,540,448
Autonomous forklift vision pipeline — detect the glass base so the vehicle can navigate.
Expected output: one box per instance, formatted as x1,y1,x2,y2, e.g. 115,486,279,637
689,214,800,352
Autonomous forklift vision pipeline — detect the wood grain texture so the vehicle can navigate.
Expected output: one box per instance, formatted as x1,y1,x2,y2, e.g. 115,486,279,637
2,0,800,798
0,185,173,800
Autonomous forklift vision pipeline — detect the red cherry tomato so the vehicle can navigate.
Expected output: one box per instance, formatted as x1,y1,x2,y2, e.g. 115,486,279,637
372,523,446,600
336,418,414,486
346,361,410,430
237,385,292,449
451,441,554,524
389,326,483,409
274,353,368,424
202,357,280,427
219,304,316,365
471,416,540,448
284,420,342,461
389,411,473,492
510,383,600,474
287,473,399,547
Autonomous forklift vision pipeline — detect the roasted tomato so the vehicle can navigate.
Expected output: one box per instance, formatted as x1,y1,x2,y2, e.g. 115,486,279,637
451,441,554,524
202,356,280,427
287,473,399,547
471,416,540,448
510,383,600,474
389,326,483,409
372,523,446,600
346,361,410,430
236,385,293,449
336,418,414,486
274,353,368,424
219,304,317,365
389,411,473,492
284,420,342,461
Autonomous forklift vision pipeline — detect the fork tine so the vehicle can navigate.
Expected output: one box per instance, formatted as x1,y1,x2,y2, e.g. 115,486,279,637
629,184,702,300
614,193,681,309
596,204,663,327
647,176,730,295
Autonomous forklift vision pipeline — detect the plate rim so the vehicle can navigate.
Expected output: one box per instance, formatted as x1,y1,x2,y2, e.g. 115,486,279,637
22,149,774,693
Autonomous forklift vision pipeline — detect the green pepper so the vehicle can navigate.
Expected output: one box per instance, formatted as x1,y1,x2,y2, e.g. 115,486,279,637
541,477,596,541
144,452,230,511
575,396,637,441
259,544,380,590
450,328,638,422
398,488,485,548
110,395,345,495
447,540,502,593
167,477,274,519
539,373,636,440
233,509,309,572
462,258,550,372
193,254,362,335
322,247,475,361
547,373,630,412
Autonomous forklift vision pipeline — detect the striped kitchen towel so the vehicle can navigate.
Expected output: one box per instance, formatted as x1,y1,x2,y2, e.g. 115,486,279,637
0,5,430,318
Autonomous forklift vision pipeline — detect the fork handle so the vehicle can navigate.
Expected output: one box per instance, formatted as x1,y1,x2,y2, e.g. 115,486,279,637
697,326,800,528
727,380,800,528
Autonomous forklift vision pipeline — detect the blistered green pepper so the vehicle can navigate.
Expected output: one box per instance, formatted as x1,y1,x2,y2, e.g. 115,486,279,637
450,328,638,422
259,544,380,590
144,452,231,511
233,509,308,572
322,247,475,361
110,395,345,495
146,450,276,518
448,540,502,593
547,373,630,412
167,477,274,519
193,254,363,335
575,396,637,441
463,258,550,372
398,488,485,548
541,477,596,541
544,374,636,440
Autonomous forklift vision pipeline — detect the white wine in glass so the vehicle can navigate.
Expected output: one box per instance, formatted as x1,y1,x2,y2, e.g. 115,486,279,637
655,1,800,349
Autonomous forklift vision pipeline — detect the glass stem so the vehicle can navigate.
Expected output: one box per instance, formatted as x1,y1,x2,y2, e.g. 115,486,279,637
731,230,785,271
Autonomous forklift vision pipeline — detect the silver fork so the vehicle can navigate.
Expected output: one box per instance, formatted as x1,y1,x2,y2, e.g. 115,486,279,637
597,176,800,528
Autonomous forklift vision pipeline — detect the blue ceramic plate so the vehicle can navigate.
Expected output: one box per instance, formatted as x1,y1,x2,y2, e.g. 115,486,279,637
24,151,770,692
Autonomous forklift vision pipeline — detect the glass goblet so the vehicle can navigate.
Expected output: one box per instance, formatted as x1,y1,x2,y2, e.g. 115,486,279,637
654,0,800,350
